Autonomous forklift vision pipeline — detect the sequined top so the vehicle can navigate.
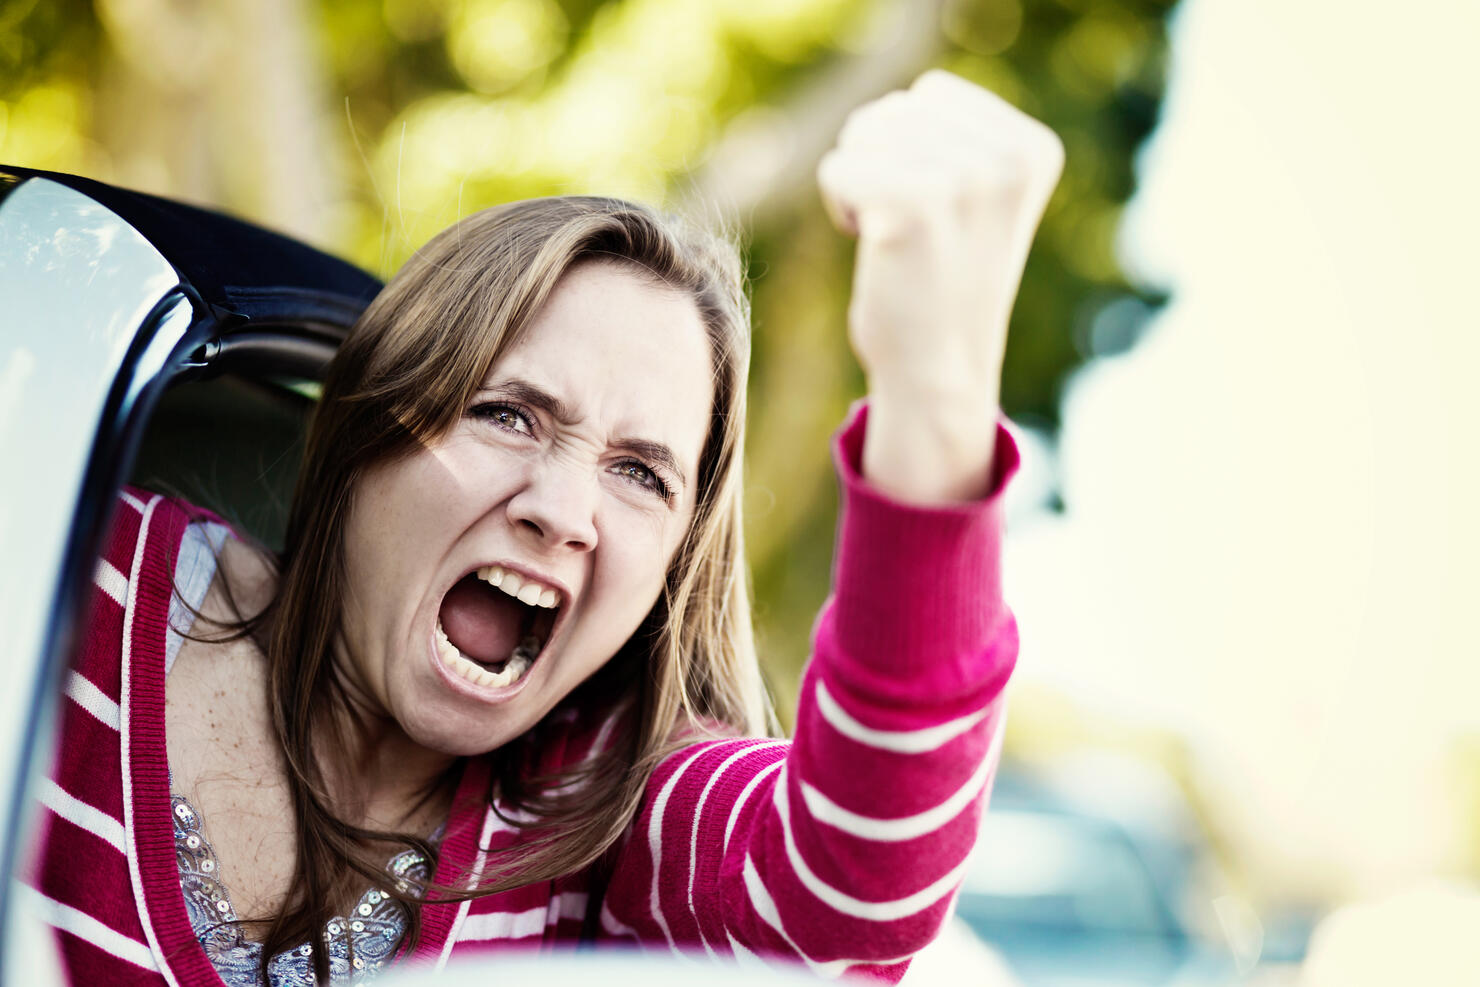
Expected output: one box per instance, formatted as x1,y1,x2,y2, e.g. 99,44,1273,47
162,524,431,985
171,790,429,986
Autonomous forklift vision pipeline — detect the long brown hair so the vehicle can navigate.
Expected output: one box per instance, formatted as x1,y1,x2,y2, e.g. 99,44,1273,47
247,197,774,978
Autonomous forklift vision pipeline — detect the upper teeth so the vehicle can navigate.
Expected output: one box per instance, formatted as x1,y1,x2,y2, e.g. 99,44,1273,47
477,565,560,609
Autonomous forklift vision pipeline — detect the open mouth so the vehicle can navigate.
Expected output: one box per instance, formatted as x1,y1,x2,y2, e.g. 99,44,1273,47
435,565,561,690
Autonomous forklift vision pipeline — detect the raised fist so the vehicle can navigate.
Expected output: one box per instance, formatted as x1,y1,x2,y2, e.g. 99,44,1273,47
818,69,1064,419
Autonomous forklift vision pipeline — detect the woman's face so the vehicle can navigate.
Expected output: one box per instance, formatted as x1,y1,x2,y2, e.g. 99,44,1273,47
338,260,716,756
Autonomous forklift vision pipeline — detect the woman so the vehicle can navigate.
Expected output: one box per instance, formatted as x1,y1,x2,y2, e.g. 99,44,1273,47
31,71,1062,984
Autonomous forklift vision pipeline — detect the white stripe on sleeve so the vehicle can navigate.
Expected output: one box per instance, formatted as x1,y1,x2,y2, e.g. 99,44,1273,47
18,885,158,971
770,766,969,921
436,807,503,969
94,560,128,608
66,672,121,732
798,748,992,842
740,857,914,978
726,931,767,969
600,900,638,939
646,742,722,949
38,778,125,853
722,760,785,854
455,893,589,942
814,680,991,754
686,740,788,956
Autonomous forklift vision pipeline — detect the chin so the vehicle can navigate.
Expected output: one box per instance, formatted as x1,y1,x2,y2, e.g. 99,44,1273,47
389,669,532,757
402,704,524,758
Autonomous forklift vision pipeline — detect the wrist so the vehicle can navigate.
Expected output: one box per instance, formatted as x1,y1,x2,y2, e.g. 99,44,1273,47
861,390,1000,503
863,349,1002,408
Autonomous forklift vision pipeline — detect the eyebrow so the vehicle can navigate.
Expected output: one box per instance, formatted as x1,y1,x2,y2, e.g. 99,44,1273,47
487,378,580,426
481,377,689,490
619,438,688,491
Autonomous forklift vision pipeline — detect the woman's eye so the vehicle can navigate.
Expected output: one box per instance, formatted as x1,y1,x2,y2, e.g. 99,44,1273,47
471,403,533,435
612,460,670,499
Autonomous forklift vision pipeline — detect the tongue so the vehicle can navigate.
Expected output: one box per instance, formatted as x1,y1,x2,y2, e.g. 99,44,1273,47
439,575,526,665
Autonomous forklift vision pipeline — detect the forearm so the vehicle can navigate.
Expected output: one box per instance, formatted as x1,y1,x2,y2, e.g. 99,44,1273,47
719,406,1018,973
603,410,1020,978
820,72,1061,505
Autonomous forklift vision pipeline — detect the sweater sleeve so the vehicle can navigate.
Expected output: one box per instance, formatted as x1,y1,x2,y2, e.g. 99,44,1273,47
602,404,1020,981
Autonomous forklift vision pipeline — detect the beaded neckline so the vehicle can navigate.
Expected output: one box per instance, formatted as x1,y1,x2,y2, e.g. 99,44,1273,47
171,791,430,986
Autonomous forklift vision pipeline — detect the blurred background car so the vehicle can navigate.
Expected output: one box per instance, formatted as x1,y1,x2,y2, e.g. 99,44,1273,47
949,755,1311,987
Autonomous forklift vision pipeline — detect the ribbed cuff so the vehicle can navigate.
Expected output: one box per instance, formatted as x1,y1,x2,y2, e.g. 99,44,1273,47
826,401,1019,707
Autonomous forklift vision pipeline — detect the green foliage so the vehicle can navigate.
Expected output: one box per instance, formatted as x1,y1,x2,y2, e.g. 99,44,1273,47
1,0,1177,715
0,0,96,93
0,0,100,171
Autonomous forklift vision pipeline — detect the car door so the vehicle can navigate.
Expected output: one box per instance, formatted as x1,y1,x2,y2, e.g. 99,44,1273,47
0,166,380,984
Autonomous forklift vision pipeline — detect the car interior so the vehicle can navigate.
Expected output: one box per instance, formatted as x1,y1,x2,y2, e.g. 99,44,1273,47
129,372,317,551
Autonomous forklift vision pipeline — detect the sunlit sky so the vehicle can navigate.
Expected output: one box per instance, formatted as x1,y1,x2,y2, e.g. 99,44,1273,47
1006,0,1480,903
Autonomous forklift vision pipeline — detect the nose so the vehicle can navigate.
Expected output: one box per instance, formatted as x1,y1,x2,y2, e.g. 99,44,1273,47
505,458,599,552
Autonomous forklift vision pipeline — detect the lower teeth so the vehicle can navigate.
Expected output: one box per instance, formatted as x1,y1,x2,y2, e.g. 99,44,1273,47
435,623,541,688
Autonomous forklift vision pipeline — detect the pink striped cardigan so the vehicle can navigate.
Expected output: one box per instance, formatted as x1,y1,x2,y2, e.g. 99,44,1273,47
25,407,1019,984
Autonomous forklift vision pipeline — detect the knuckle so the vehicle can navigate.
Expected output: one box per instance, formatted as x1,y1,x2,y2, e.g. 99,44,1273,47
1029,120,1066,160
874,89,912,113
816,147,843,180
1025,129,1066,183
841,90,914,143
837,105,876,146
